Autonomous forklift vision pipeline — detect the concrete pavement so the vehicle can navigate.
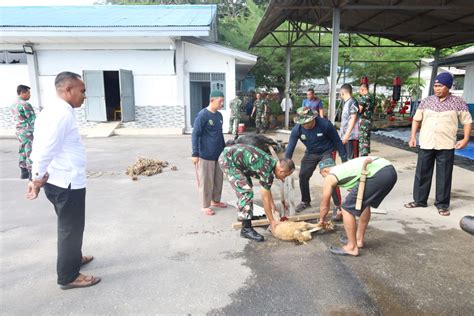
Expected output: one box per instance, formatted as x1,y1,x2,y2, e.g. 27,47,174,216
1,135,473,315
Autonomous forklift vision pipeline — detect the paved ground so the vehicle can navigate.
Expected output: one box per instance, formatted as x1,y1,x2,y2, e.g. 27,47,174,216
1,134,473,315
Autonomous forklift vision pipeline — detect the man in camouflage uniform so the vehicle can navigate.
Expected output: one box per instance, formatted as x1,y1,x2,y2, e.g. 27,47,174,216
261,94,272,132
251,92,266,134
219,143,295,242
11,85,36,179
357,84,375,156
228,94,242,138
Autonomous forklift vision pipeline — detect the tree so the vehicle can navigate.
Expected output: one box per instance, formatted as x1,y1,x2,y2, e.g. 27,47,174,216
404,77,425,100
219,0,330,94
340,42,424,95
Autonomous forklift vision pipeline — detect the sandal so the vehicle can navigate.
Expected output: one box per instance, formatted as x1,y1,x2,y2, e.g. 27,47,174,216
295,202,310,213
339,235,365,248
438,208,450,216
202,208,215,216
211,201,227,208
81,255,94,266
404,201,427,208
60,274,101,290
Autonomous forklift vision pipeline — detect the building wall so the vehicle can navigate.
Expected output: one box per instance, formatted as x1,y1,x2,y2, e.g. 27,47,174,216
183,42,236,132
1,40,243,133
34,48,182,129
0,64,32,128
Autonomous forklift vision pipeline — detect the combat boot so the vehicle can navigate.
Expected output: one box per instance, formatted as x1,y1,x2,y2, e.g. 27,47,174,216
240,219,264,242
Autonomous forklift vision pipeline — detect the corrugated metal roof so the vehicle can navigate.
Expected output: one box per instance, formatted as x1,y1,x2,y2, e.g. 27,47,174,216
250,0,474,49
0,5,216,28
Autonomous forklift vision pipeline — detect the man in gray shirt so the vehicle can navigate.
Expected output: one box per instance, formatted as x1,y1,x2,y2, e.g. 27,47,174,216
339,84,359,159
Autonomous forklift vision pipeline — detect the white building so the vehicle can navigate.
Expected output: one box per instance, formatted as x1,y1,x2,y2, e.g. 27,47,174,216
0,5,257,134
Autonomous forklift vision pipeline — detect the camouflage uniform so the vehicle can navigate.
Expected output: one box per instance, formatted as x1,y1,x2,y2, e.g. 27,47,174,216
358,94,375,156
218,144,277,220
229,97,242,136
261,99,271,131
253,99,265,131
11,97,36,170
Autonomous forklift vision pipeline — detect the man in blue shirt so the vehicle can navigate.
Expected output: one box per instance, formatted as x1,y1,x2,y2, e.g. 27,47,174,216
285,107,347,212
302,88,324,118
192,90,227,216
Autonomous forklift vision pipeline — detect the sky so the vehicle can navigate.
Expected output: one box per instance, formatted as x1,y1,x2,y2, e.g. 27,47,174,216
0,0,99,5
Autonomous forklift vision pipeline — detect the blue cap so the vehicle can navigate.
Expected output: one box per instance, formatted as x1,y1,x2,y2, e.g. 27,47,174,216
434,72,453,89
319,158,336,170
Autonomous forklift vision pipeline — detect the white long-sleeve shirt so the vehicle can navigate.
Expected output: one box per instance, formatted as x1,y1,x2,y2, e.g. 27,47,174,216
280,97,293,112
31,97,86,189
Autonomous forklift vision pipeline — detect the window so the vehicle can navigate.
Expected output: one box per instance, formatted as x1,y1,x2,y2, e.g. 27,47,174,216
0,51,27,64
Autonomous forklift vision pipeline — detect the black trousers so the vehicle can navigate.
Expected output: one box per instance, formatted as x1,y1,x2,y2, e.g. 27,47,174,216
299,151,340,206
44,183,86,285
413,149,454,209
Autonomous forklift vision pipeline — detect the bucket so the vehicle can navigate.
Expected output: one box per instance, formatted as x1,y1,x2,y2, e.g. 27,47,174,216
238,123,245,133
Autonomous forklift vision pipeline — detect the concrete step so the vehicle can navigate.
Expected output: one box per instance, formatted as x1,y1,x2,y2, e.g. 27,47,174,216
87,121,121,138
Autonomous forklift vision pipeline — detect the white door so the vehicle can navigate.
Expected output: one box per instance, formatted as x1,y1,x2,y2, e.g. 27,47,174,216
119,69,135,122
83,70,106,122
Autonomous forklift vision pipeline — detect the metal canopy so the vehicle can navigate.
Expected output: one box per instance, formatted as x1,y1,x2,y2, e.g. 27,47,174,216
250,0,474,49
250,0,474,127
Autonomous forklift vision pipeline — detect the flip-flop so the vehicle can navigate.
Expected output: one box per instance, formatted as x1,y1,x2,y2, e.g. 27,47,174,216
81,255,94,266
202,208,215,216
438,209,450,216
329,246,358,256
404,201,427,208
60,275,101,290
211,202,227,208
338,235,365,248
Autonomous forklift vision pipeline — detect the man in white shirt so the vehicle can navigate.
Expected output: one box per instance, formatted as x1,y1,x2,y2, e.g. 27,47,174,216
280,95,293,113
26,72,100,290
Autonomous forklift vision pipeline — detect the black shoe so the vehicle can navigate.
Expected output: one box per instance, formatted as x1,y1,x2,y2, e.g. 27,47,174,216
20,167,30,180
295,202,310,213
240,219,264,242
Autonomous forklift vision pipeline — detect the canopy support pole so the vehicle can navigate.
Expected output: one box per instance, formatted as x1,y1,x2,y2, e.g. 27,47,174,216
429,48,440,95
284,46,291,129
329,7,341,123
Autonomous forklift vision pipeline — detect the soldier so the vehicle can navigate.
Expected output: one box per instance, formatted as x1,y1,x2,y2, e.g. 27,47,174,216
261,94,272,132
358,84,375,156
11,85,36,179
251,92,265,133
219,143,295,242
228,94,242,138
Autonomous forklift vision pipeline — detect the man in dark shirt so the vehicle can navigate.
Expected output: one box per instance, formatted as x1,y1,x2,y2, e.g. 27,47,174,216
192,90,227,216
285,107,347,212
219,143,295,242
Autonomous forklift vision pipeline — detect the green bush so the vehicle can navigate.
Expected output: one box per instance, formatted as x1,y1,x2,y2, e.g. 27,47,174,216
269,99,282,115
